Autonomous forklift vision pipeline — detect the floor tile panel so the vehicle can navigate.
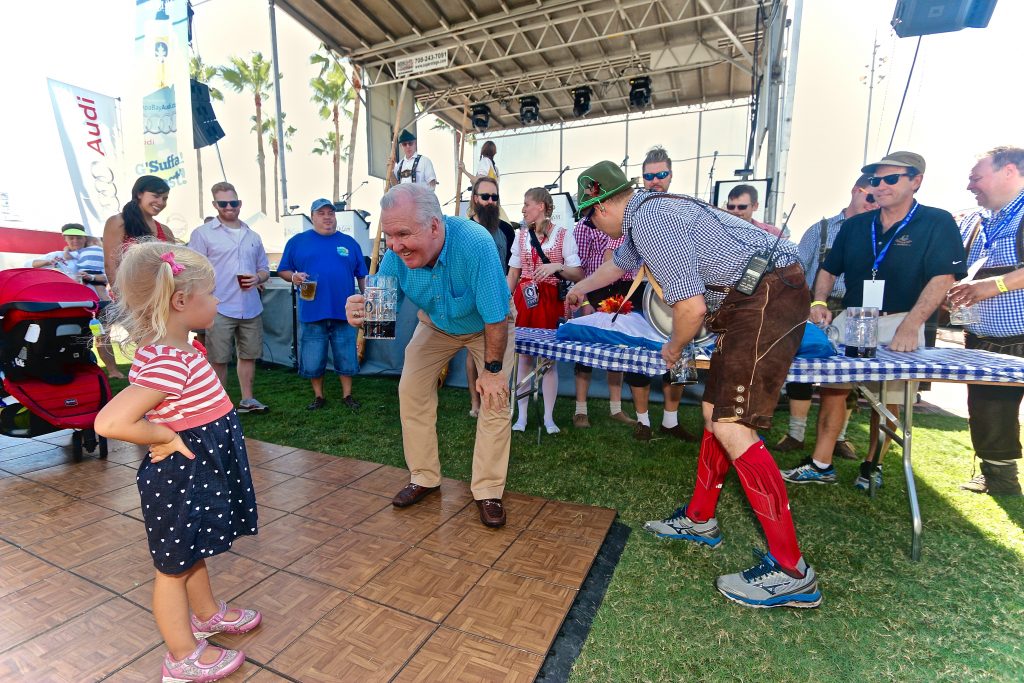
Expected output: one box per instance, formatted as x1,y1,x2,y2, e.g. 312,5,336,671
346,464,410,497
269,597,434,683
352,499,458,545
0,439,61,462
0,488,76,525
0,572,113,652
527,500,617,543
104,644,259,682
418,514,522,567
26,514,142,569
394,627,545,683
0,448,78,474
356,548,487,623
443,569,577,655
0,499,115,547
294,486,392,528
230,514,340,569
286,529,409,592
453,491,548,529
86,483,144,513
0,598,161,681
256,476,340,512
0,547,62,600
212,571,350,664
245,668,293,681
103,443,149,465
494,529,603,588
30,463,139,497
243,440,298,466
73,539,157,595
249,466,295,493
258,448,340,476
300,456,382,486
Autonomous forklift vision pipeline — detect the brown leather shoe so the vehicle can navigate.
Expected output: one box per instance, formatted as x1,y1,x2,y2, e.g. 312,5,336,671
610,411,637,425
476,498,507,527
392,483,440,508
833,440,858,460
573,413,591,429
774,434,805,452
633,423,652,442
658,424,699,442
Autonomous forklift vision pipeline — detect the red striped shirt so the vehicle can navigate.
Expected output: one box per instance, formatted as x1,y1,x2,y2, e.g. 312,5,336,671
129,344,233,430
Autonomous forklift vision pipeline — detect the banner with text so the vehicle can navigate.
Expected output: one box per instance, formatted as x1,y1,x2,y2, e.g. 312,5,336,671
47,79,125,234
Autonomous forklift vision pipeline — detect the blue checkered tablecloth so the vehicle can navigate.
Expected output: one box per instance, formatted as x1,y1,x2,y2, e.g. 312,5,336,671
514,327,1024,385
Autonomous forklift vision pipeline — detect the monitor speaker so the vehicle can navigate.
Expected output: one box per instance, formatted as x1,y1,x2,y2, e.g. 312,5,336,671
891,0,998,38
190,79,225,149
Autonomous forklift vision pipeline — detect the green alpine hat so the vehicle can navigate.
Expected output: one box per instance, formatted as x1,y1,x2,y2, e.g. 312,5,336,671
575,161,636,216
397,129,416,144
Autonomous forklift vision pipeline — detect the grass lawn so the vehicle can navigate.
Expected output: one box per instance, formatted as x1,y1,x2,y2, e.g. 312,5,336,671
109,360,1024,682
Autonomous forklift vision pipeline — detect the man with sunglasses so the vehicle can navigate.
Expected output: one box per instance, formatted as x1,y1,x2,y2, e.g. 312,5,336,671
776,175,877,461
724,184,783,237
393,129,437,190
467,178,514,272
567,160,820,609
948,145,1024,496
188,182,271,414
798,152,965,491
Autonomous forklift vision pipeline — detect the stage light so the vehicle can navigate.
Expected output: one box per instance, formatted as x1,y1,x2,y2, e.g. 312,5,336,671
471,104,491,130
519,96,540,124
629,76,652,109
572,87,591,118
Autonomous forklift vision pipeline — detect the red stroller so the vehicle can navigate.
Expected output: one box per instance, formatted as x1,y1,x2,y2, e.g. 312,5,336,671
0,268,110,459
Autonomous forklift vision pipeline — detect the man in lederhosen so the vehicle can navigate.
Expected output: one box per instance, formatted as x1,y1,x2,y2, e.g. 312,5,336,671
393,129,438,190
567,161,821,609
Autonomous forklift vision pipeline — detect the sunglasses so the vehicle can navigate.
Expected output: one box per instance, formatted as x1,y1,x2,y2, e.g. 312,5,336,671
643,170,670,181
216,200,241,208
868,173,913,187
475,193,499,202
726,203,749,211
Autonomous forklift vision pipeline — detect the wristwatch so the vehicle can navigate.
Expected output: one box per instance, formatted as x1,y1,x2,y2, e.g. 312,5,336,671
483,360,503,373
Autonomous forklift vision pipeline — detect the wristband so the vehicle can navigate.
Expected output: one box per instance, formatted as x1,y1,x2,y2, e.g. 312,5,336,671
995,276,1009,293
810,300,828,308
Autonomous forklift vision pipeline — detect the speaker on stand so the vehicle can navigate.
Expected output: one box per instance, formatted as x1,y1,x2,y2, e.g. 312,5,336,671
891,0,998,38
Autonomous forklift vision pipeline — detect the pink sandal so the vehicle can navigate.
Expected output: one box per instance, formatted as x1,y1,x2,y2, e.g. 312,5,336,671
161,639,244,683
191,601,262,638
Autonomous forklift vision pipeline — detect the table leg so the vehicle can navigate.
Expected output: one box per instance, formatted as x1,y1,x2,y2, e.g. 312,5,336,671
902,381,922,561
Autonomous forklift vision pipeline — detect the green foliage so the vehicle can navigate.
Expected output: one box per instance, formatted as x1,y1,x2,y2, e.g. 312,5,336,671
218,52,274,101
189,55,223,101
311,131,348,162
251,113,296,153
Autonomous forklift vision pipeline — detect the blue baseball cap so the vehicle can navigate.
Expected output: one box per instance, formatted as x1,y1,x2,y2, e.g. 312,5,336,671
310,198,335,213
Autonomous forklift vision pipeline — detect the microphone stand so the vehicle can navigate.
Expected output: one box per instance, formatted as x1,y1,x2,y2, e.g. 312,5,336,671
339,180,368,207
543,165,571,191
703,151,718,202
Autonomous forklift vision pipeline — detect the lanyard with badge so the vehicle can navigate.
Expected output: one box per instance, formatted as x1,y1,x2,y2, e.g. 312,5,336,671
863,201,918,309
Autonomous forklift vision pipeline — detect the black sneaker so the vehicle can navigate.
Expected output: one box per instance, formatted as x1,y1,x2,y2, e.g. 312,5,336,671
343,395,361,412
306,396,326,411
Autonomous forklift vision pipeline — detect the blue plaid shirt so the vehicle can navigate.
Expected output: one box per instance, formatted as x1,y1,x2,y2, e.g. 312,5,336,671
612,191,800,311
962,190,1024,338
378,215,510,335
797,211,846,298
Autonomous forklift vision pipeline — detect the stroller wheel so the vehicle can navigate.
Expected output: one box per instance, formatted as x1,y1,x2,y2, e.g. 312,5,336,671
83,429,98,452
71,430,83,462
98,436,108,459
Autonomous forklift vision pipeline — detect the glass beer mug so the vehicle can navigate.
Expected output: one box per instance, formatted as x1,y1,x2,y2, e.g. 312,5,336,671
363,274,398,340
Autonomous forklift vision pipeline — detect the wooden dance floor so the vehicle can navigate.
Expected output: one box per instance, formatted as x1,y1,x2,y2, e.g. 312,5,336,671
0,434,617,682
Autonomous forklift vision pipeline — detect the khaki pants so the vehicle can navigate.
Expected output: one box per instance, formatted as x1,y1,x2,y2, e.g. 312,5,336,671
398,318,515,500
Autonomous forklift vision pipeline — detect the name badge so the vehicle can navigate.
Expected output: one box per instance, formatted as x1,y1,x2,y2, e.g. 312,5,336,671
862,279,885,309
522,282,540,309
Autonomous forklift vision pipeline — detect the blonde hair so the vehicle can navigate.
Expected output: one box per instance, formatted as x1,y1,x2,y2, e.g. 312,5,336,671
524,187,554,218
108,241,214,347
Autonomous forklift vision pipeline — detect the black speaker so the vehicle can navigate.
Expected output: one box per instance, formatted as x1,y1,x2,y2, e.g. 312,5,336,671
891,0,998,38
190,79,225,149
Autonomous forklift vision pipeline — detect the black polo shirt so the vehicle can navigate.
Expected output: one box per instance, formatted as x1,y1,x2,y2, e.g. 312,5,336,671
822,203,966,313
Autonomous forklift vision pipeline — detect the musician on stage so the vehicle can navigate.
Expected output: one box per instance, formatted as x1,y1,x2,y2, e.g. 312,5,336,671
393,129,438,190
566,161,820,609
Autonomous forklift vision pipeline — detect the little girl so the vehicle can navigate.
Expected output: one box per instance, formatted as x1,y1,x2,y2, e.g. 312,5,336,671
95,243,260,683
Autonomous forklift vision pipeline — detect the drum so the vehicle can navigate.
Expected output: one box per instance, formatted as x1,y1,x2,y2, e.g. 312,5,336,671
641,283,712,343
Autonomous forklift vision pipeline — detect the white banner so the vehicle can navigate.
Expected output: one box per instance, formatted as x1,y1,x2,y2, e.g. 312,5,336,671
46,79,125,234
394,49,449,78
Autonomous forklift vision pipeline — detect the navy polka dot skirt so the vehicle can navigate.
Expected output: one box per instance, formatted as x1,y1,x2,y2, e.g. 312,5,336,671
137,410,258,574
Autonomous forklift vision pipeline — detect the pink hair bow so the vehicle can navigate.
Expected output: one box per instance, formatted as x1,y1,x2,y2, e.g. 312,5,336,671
160,252,185,275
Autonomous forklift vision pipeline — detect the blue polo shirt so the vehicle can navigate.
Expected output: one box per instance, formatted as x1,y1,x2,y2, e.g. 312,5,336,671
378,215,509,335
279,229,367,323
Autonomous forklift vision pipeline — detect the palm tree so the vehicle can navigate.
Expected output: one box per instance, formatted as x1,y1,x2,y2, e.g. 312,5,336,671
219,52,274,214
189,55,223,218
251,113,296,221
310,45,354,202
312,131,350,191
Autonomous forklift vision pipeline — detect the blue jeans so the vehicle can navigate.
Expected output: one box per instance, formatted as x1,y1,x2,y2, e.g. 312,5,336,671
298,319,358,378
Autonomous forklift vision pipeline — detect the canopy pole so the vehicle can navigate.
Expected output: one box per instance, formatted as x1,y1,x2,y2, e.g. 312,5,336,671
268,0,288,219
455,102,468,215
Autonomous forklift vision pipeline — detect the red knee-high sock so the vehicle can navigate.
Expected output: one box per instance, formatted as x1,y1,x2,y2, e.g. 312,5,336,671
686,429,732,523
732,440,803,573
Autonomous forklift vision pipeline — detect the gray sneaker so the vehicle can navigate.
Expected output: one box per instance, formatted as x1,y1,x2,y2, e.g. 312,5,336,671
642,505,722,548
716,548,822,609
237,398,269,414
